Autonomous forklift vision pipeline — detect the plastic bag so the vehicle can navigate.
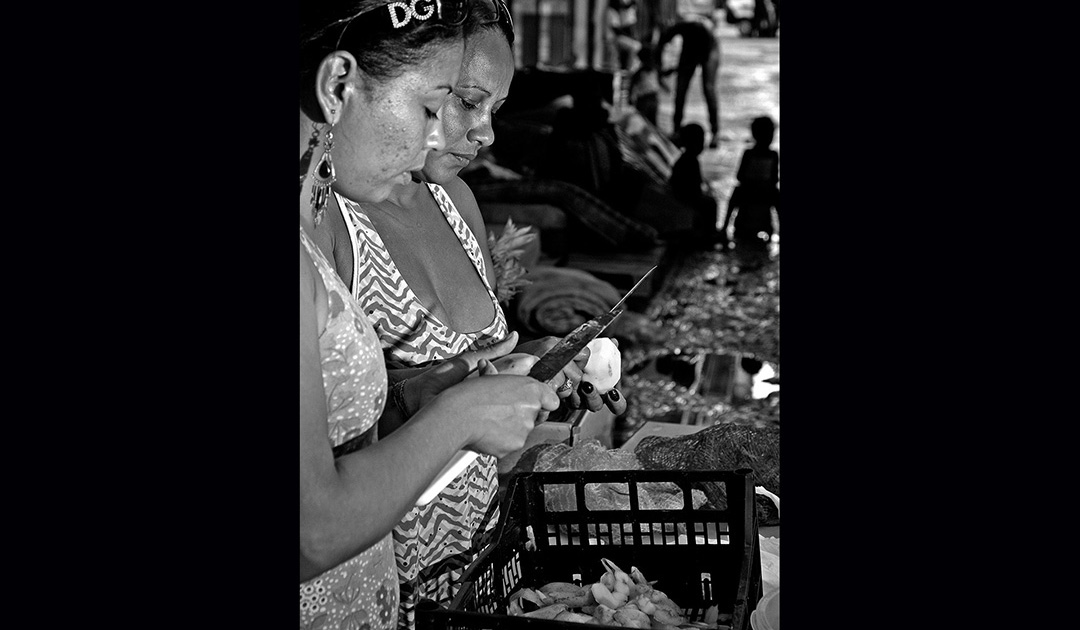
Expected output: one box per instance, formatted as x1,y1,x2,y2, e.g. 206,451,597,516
535,440,706,512
756,486,780,596
759,535,780,597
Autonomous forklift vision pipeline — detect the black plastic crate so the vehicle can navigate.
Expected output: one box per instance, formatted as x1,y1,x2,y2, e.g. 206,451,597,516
417,469,762,630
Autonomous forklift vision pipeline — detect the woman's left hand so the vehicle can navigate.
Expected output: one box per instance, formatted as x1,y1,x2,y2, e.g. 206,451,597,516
515,337,628,416
572,337,627,415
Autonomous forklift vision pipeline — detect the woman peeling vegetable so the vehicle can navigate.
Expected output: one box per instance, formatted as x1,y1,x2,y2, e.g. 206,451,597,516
310,3,625,626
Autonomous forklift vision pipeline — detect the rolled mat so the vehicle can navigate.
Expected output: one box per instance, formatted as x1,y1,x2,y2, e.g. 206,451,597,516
514,266,622,337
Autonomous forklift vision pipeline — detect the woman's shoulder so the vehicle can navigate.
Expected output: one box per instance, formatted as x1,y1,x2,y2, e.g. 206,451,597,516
436,178,485,230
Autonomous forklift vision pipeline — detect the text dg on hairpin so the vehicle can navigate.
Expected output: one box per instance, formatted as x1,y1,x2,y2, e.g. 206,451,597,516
388,0,438,28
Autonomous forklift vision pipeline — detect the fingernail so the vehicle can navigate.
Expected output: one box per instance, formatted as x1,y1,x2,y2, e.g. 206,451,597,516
580,381,594,394
608,389,620,402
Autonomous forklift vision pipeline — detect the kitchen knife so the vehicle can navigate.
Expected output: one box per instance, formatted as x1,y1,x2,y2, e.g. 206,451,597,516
526,265,656,384
417,266,656,506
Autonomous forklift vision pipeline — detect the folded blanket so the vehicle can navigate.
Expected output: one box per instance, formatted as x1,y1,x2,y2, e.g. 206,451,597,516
514,267,622,337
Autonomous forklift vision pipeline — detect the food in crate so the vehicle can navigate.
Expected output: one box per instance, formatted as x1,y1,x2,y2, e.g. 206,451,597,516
507,558,732,629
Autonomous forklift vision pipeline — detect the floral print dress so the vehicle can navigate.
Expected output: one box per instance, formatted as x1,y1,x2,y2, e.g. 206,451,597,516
300,224,397,630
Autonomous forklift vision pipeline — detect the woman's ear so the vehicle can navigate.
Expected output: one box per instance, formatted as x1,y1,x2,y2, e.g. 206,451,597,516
315,51,363,125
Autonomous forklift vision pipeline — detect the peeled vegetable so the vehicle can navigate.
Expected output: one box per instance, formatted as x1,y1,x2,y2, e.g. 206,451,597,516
582,337,621,393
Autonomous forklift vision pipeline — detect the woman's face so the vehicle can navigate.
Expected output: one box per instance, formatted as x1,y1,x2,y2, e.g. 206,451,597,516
421,29,514,184
332,40,465,203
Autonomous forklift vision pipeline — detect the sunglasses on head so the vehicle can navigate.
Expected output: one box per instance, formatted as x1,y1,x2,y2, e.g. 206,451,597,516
335,0,514,50
475,0,515,44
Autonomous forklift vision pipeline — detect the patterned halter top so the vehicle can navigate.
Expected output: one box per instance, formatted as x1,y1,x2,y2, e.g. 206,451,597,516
335,183,508,629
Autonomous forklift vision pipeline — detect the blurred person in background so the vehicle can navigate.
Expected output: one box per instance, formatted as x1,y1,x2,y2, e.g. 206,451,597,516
721,115,779,268
607,0,642,71
656,14,721,148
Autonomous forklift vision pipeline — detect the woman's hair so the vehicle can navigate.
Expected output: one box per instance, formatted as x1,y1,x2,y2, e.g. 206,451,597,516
300,0,466,123
461,0,515,48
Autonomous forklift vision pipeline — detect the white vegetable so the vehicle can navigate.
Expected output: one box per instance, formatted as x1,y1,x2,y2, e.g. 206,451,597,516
582,338,621,393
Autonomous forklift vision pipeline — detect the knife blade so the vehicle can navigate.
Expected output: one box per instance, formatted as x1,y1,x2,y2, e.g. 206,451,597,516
608,265,657,313
526,265,656,384
526,309,624,383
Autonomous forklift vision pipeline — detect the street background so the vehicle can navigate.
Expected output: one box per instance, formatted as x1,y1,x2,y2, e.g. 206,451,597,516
657,17,779,232
615,17,780,435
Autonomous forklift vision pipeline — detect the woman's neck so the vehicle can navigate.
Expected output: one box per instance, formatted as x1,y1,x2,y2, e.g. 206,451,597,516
380,178,430,214
339,181,427,235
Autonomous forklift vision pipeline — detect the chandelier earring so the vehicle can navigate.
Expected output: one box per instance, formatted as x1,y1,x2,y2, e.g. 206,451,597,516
310,108,337,227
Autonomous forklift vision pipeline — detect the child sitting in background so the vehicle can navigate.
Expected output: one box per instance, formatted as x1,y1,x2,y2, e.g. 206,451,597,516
722,116,780,266
669,123,723,248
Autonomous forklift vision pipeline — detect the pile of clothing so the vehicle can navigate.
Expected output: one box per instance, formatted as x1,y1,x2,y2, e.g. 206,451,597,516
513,267,623,337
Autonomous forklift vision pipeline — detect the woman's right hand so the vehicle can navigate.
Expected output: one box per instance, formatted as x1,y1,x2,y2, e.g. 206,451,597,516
430,373,560,459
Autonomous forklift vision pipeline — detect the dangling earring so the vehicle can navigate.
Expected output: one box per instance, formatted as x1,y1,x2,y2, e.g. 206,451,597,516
310,109,336,228
299,122,321,197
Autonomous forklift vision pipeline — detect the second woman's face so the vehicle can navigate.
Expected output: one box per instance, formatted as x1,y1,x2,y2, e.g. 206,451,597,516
332,40,465,203
421,29,515,184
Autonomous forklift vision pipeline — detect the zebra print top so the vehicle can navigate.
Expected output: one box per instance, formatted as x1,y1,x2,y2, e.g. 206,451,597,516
337,184,508,361
334,183,507,629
